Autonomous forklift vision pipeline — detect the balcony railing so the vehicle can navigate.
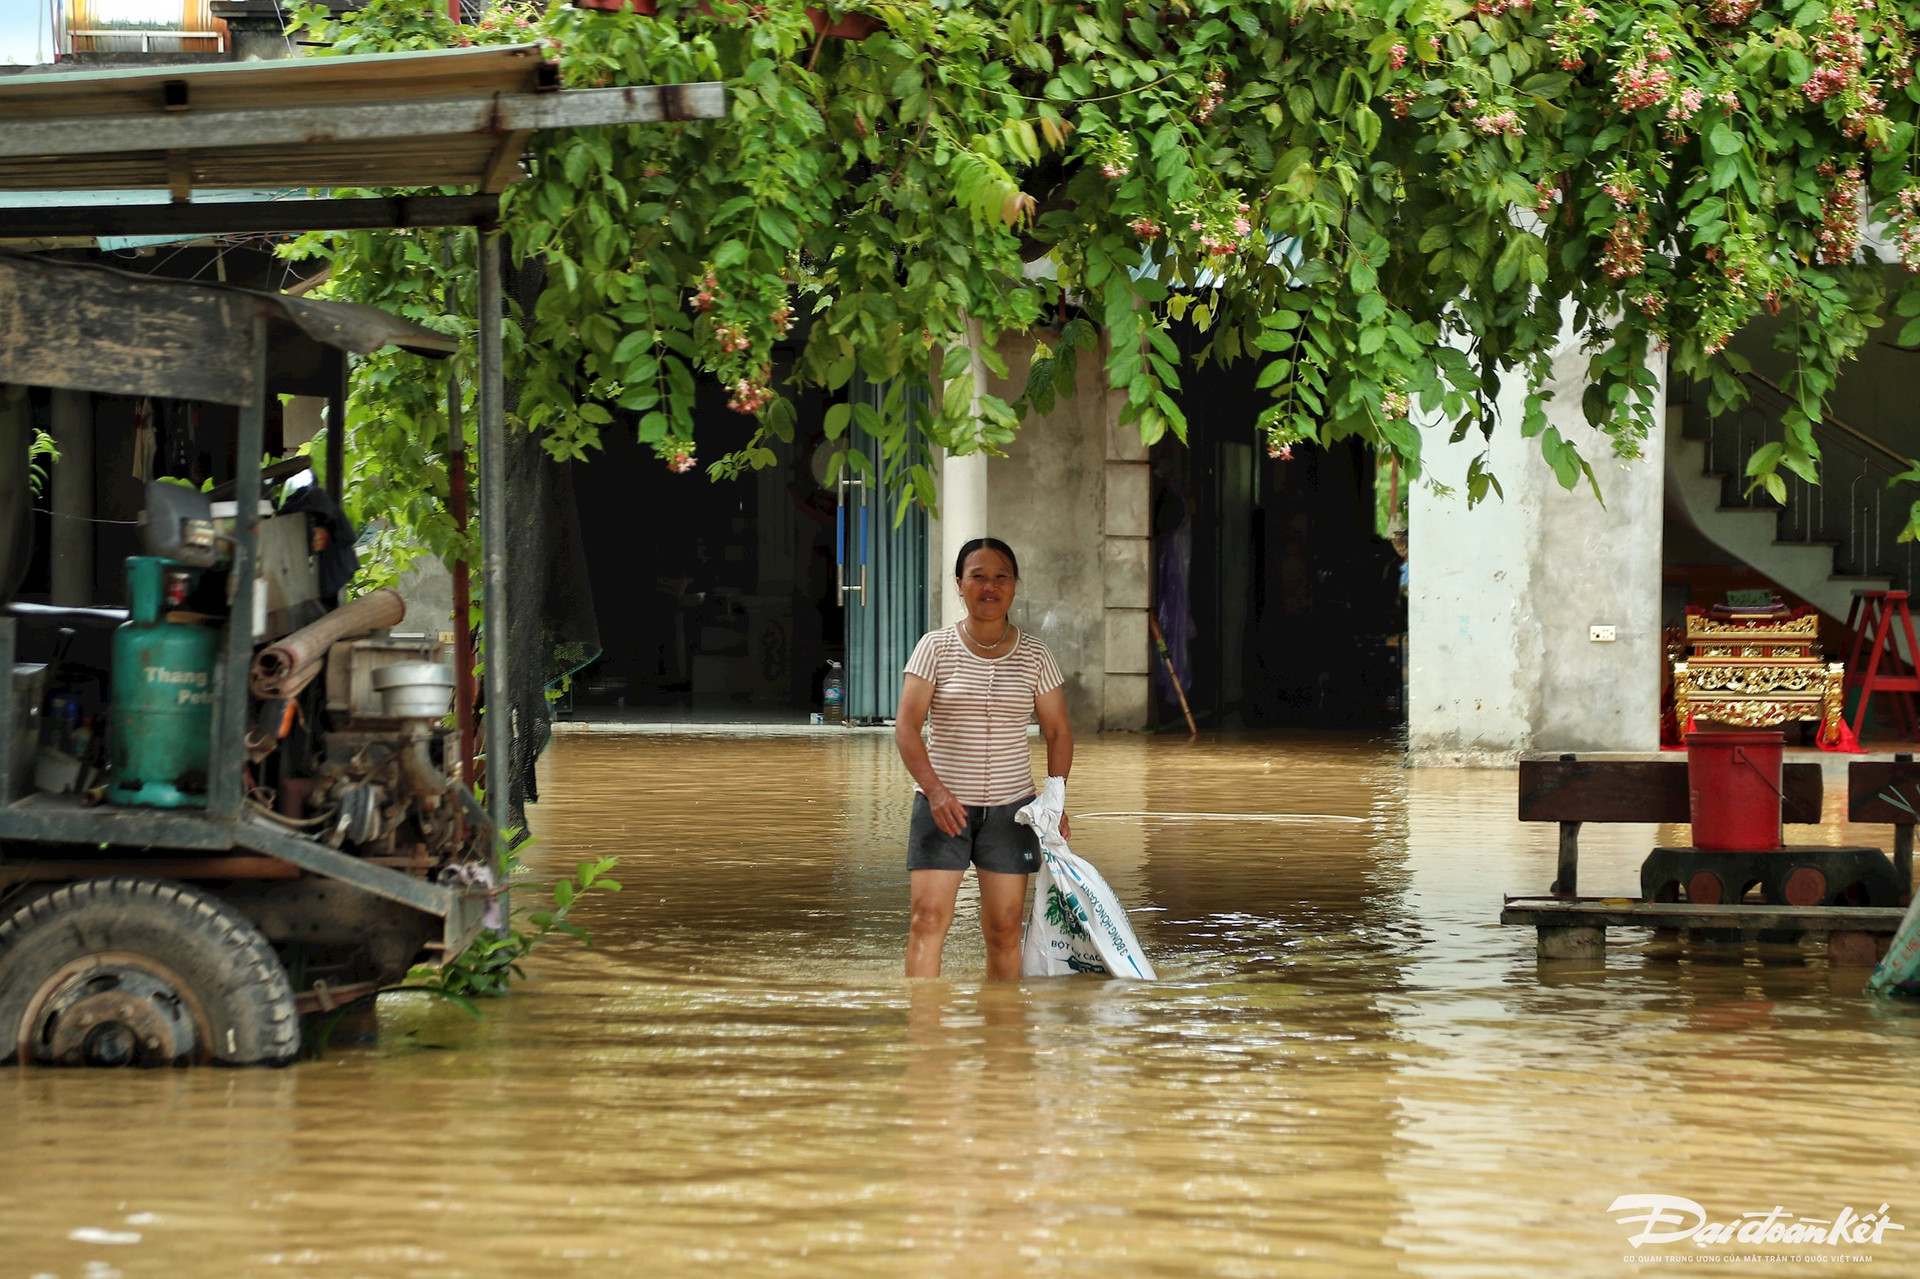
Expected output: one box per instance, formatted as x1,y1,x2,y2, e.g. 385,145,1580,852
66,29,227,54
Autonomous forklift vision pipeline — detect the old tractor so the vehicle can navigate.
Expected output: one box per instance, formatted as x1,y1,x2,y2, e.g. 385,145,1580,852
0,251,494,1066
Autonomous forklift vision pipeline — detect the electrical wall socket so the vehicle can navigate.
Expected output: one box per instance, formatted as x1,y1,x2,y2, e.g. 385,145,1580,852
1590,625,1617,643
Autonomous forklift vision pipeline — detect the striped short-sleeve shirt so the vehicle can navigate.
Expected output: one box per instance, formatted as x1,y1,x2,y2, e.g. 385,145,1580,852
904,626,1065,807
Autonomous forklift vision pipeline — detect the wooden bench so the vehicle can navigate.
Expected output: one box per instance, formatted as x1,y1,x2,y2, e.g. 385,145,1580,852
1844,758,1919,889
1507,754,1910,962
1517,754,1824,898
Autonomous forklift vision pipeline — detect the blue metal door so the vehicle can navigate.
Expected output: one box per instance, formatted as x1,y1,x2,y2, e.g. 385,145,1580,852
839,377,928,723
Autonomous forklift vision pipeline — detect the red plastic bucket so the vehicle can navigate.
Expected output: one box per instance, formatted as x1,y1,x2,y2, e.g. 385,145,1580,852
1684,730,1785,851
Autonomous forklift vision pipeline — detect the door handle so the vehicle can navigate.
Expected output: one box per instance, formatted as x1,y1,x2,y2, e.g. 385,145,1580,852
837,475,867,604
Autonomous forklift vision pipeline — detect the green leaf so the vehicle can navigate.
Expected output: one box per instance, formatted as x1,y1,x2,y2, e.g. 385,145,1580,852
824,403,851,440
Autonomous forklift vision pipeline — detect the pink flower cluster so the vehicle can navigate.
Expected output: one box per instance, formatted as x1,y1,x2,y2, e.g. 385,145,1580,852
1547,6,1601,71
1386,87,1419,118
1816,162,1865,264
1388,43,1408,70
1381,389,1410,419
692,272,722,313
1706,0,1758,21
1473,0,1531,15
1179,200,1255,259
1095,136,1137,183
1632,290,1666,318
1802,0,1885,141
1614,44,1677,113
1194,67,1227,124
1601,170,1640,210
1894,187,1920,271
1601,212,1650,280
1534,178,1563,215
712,323,752,354
1472,108,1525,137
668,451,697,474
1130,217,1162,239
728,377,774,416
1267,441,1295,461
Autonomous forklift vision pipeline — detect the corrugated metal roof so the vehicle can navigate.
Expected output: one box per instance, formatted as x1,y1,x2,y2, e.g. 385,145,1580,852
0,43,551,195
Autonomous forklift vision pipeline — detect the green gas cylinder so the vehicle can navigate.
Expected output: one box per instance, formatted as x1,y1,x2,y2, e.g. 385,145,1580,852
108,556,218,808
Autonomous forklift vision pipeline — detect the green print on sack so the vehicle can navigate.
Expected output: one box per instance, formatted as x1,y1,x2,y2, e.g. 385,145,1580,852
1046,884,1090,941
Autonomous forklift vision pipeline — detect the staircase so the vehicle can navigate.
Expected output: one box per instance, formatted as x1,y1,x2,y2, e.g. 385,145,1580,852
1668,372,1916,624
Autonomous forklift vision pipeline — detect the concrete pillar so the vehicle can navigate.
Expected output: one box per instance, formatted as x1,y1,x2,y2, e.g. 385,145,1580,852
1408,336,1667,763
939,451,988,628
49,389,94,606
941,319,995,627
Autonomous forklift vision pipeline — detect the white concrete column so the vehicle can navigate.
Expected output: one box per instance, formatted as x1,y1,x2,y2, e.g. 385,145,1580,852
49,389,93,606
939,449,989,626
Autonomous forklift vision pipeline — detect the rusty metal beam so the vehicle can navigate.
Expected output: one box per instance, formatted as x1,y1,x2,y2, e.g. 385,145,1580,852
0,83,727,161
0,194,503,240
0,856,300,882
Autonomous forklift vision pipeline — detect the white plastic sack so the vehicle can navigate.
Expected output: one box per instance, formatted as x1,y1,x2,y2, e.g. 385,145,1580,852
1017,777,1157,980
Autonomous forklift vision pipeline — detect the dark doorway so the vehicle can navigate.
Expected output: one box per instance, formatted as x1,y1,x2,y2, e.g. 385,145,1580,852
1151,349,1406,730
568,380,844,717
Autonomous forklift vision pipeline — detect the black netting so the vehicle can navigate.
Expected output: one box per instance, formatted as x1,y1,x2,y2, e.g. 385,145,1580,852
497,260,601,836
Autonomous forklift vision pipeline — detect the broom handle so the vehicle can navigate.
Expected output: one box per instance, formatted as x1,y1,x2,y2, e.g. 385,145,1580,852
1148,613,1199,740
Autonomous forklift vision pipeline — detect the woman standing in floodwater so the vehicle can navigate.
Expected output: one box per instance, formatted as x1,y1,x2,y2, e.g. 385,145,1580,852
894,538,1074,978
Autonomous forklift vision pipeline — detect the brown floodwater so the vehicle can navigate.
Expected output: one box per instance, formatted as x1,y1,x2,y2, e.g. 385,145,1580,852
4,732,1919,1278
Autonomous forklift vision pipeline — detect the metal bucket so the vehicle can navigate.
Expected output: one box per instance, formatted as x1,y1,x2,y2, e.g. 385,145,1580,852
371,661,455,720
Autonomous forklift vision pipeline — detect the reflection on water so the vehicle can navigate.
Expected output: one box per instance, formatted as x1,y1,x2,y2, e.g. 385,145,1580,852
4,733,1918,1277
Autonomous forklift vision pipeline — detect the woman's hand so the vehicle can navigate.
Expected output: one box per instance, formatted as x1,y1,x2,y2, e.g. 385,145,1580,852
926,785,969,837
1059,812,1071,843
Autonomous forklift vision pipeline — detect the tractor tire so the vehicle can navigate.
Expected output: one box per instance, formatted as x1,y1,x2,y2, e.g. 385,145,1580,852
0,876,299,1067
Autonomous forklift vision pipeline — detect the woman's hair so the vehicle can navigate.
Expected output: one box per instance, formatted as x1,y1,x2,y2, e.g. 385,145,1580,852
954,537,1020,581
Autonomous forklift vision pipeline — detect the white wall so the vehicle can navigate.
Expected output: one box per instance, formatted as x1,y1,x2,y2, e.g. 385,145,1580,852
1409,342,1667,764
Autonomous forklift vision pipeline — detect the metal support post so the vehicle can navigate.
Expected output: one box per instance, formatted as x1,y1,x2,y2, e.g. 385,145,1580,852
445,255,476,789
0,619,18,807
48,389,94,605
326,353,347,504
477,228,510,859
1897,754,1914,904
209,316,268,821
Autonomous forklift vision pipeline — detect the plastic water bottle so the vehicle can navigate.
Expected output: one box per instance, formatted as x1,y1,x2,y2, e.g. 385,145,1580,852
823,661,845,724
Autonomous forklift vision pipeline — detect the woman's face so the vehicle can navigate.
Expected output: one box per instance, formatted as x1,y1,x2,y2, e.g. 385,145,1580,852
958,548,1017,622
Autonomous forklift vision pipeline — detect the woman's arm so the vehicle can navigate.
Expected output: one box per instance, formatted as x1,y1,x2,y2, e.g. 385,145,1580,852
895,673,968,836
1034,684,1073,841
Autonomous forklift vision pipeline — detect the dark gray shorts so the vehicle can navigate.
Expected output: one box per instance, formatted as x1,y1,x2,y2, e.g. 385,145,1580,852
908,793,1040,875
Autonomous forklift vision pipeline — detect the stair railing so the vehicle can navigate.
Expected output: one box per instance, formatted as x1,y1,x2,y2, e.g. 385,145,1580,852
1694,371,1915,592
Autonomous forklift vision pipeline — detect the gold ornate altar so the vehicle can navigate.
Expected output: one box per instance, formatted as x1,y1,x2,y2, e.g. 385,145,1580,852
1671,606,1844,740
